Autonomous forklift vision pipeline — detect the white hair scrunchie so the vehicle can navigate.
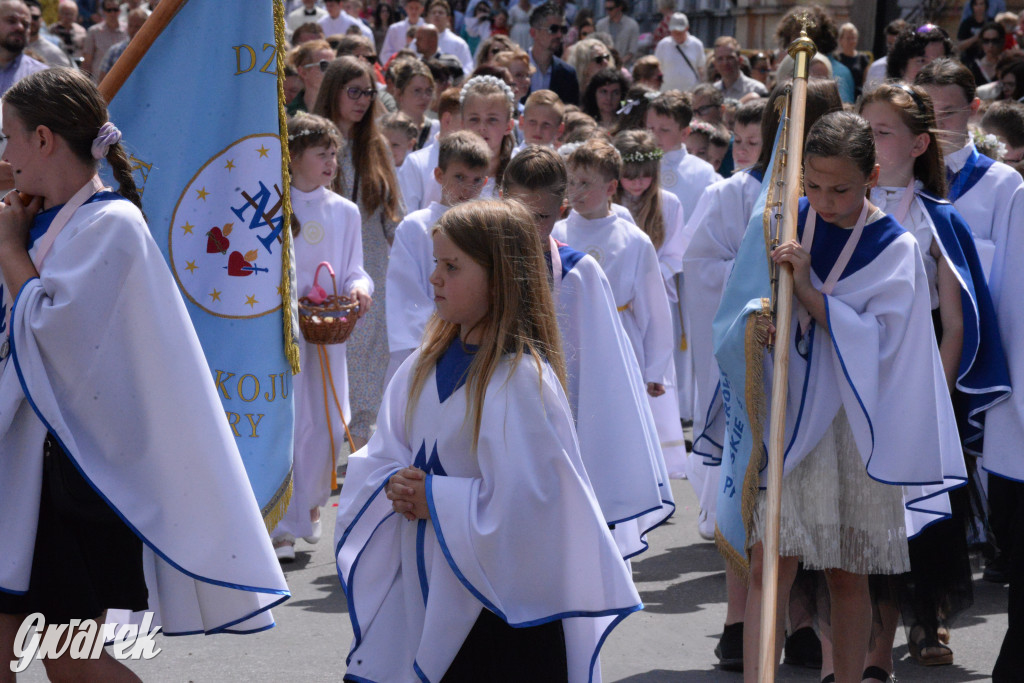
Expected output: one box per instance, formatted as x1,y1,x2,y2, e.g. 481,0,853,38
91,122,122,160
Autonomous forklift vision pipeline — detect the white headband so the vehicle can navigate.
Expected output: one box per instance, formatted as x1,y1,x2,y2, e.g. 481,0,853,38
459,74,516,107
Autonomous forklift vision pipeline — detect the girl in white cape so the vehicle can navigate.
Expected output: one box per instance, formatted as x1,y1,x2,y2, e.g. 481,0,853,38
0,69,288,680
739,112,964,683
273,113,372,561
334,200,640,682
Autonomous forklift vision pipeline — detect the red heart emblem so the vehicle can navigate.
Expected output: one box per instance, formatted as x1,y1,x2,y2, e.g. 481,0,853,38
227,251,253,276
207,227,230,254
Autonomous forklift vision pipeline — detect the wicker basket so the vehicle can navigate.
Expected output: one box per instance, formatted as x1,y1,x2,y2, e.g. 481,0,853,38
298,262,359,345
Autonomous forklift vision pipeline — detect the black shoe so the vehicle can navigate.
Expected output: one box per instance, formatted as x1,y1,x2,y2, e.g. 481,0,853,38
783,626,822,668
984,552,1010,583
714,622,743,671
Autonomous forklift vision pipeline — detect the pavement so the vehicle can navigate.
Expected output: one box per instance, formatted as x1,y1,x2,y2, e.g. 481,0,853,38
18,478,1009,682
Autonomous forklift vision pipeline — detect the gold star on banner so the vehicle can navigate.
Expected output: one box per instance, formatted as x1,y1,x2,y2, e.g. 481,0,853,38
276,284,284,296
256,145,270,158
185,260,197,273
196,187,210,201
209,288,221,302
225,159,235,171
245,294,258,308
181,221,194,235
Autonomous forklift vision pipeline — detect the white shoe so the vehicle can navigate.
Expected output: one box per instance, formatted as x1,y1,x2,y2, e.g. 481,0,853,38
697,508,715,541
273,536,295,562
303,519,322,545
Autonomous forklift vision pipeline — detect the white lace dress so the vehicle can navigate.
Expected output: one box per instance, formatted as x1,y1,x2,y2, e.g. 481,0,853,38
751,406,911,574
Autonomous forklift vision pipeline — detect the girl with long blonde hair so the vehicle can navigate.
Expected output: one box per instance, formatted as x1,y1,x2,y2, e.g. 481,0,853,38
334,200,641,682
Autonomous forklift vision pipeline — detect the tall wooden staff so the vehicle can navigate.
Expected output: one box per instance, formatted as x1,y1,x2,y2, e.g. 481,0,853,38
758,28,816,683
98,0,189,101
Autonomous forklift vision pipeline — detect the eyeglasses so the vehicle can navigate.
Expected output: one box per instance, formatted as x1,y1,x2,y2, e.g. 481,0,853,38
546,23,568,34
302,60,331,72
593,54,609,64
345,86,376,100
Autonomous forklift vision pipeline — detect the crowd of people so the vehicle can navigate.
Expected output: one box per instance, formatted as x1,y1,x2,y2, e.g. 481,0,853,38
0,0,1023,681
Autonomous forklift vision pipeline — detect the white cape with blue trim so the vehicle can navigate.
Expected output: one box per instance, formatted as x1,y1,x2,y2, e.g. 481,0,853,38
0,198,289,634
555,248,674,559
334,350,641,683
779,211,966,536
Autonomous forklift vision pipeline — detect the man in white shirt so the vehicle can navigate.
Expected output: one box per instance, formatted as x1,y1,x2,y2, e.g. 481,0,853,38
320,0,373,42
654,12,703,93
425,0,472,74
711,35,767,99
380,0,424,64
595,0,638,67
286,0,326,32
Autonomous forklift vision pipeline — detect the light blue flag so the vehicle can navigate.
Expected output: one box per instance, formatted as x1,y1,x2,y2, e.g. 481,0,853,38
106,0,298,527
710,119,786,573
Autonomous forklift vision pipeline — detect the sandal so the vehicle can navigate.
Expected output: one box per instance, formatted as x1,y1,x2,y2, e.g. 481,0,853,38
862,665,897,682
908,625,953,666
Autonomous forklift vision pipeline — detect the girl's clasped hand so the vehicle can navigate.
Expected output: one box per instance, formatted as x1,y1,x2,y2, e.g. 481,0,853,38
386,466,429,520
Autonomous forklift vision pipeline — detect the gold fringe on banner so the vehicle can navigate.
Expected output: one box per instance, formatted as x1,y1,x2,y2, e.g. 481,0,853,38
262,469,294,533
275,0,301,376
713,298,772,581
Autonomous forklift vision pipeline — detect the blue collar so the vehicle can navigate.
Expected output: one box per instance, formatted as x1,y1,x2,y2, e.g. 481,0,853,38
947,148,994,202
436,340,478,403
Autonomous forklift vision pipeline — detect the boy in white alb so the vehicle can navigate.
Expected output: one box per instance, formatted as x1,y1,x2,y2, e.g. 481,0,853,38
916,59,1024,282
397,86,461,211
553,139,678,482
512,89,564,156
504,145,674,558
386,131,491,378
646,90,720,418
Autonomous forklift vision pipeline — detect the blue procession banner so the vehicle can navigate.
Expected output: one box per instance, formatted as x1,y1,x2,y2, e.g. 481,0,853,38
710,113,786,575
105,0,299,529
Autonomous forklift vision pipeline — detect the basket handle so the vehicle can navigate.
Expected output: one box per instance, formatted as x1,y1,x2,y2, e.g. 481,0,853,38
313,261,339,298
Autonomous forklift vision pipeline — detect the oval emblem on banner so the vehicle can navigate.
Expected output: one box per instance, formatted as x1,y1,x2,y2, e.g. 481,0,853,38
169,134,284,319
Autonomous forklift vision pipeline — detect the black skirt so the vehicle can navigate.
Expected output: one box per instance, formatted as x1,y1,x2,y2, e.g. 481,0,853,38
441,608,568,683
0,433,148,623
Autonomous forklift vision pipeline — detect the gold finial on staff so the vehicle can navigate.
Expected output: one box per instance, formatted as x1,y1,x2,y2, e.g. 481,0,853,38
788,27,817,80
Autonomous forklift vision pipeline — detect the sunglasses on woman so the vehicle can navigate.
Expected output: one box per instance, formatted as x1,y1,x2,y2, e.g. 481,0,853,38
303,60,331,72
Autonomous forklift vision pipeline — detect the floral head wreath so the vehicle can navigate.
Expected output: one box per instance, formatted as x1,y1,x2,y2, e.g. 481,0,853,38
288,128,331,141
557,142,583,159
621,147,664,164
688,120,718,137
971,126,1008,162
459,74,516,106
